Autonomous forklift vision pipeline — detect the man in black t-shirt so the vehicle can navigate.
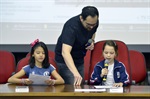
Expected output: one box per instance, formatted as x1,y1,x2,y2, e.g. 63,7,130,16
55,6,99,85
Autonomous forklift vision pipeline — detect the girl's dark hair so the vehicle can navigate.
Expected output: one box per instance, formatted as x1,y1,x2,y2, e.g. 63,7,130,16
81,6,99,20
102,40,118,56
29,42,49,68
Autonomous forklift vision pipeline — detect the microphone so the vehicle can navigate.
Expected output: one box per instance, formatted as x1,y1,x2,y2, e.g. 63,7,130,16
83,39,93,55
85,39,93,47
103,59,109,82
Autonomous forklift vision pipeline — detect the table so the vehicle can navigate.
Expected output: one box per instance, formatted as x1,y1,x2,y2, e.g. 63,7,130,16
0,83,150,99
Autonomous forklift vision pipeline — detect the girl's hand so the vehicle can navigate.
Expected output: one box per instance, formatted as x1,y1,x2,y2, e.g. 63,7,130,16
22,79,33,85
113,82,123,87
45,79,55,85
100,68,108,77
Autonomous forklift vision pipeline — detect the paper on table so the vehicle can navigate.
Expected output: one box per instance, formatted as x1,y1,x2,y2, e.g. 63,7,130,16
75,88,106,92
94,85,123,88
108,87,123,93
94,85,123,93
15,86,29,92
94,86,113,89
29,74,50,85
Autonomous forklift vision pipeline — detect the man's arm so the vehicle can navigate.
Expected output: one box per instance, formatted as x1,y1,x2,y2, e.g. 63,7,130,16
92,33,96,42
62,43,82,85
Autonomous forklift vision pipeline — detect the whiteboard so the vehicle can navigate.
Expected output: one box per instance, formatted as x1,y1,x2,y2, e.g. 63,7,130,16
0,0,149,44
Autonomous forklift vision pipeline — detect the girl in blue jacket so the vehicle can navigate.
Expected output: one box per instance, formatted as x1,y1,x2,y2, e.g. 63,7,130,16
90,40,130,87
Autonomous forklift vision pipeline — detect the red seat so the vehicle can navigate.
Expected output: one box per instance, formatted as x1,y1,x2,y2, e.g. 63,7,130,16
49,57,58,71
48,50,55,59
89,40,131,84
16,57,30,78
129,50,147,84
0,50,16,83
84,50,91,84
16,57,30,72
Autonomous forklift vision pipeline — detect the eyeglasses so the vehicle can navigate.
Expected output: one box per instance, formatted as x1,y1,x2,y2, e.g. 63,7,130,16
85,22,97,27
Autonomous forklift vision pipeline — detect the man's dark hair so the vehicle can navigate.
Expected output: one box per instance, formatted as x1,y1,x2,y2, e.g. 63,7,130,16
81,6,99,20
